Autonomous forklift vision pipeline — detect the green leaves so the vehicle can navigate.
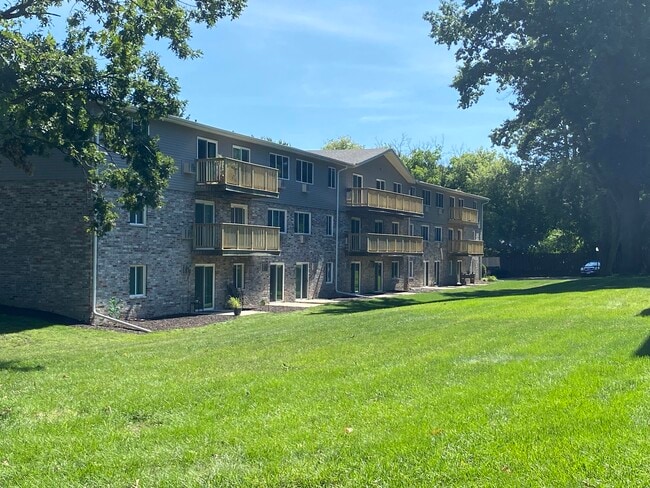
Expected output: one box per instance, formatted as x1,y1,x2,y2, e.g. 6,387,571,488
1,0,246,234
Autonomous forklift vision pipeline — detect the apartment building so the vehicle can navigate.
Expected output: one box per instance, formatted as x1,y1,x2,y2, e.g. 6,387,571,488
0,116,487,322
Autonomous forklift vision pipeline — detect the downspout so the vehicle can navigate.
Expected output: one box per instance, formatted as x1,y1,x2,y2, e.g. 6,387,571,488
334,167,369,298
93,234,151,333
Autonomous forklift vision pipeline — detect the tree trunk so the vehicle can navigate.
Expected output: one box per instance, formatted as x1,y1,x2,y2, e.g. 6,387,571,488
611,183,642,275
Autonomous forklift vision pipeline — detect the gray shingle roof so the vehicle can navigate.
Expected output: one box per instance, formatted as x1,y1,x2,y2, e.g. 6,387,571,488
307,148,389,166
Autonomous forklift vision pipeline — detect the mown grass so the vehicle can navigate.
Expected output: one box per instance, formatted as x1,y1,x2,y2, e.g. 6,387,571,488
1,278,650,487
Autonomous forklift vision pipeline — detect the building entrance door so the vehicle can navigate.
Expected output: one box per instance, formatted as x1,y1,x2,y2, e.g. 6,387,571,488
270,264,284,302
194,265,214,310
351,262,361,293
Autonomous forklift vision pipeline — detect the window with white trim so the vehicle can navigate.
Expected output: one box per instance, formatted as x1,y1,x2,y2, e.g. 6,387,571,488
267,209,286,233
408,260,414,278
448,228,454,241
232,145,250,162
421,225,430,241
376,179,386,190
435,192,444,208
459,198,465,208
352,174,363,188
391,222,399,235
325,262,333,284
233,263,244,289
410,186,416,196
129,265,146,297
409,223,415,236
434,226,442,242
328,167,336,189
391,261,400,279
129,208,146,226
422,189,432,206
270,153,289,180
393,182,402,194
374,220,383,234
197,138,217,159
231,204,248,224
296,159,314,184
325,215,334,236
294,212,311,234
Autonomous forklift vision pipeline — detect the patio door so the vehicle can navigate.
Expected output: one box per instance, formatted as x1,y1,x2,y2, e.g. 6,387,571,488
194,265,214,311
424,260,430,286
434,261,440,285
374,262,383,292
269,264,284,302
351,262,361,293
295,263,309,299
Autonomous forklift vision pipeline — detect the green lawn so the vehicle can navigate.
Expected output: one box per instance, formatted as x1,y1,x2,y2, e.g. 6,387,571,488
1,278,650,487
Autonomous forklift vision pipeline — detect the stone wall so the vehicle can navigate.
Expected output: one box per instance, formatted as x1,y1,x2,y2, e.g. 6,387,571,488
0,180,93,321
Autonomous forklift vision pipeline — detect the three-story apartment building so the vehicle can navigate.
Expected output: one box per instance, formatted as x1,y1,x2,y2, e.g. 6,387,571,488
0,116,487,322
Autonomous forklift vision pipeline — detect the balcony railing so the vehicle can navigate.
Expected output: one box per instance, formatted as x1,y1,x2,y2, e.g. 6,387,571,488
196,157,279,196
449,240,484,255
349,233,423,254
449,207,479,224
346,188,423,216
194,223,280,254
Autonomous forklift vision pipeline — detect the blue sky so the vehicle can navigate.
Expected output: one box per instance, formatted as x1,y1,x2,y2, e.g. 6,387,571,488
166,1,513,155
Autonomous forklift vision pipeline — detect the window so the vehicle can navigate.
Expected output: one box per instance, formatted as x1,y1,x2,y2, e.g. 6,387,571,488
472,200,478,210
410,186,416,196
267,209,287,233
408,260,414,278
352,174,363,188
435,192,444,208
325,215,334,236
421,225,430,241
458,198,464,208
325,262,333,284
270,153,289,180
233,263,244,289
232,145,250,162
391,222,399,235
376,179,386,190
434,226,442,242
374,220,383,234
393,182,402,194
409,223,415,236
449,196,455,208
231,204,248,224
129,208,146,226
457,229,463,240
448,228,454,241
391,261,400,279
328,167,337,189
129,265,146,297
296,159,314,184
197,138,217,159
294,212,311,234
422,189,432,206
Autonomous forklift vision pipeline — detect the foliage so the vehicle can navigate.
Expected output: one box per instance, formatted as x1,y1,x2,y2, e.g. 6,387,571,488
0,0,246,234
322,135,364,150
2,278,650,485
425,0,650,274
225,295,241,310
105,297,122,320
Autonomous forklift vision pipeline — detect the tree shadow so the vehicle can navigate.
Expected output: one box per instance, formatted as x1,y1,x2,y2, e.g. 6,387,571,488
0,360,45,372
0,305,78,335
634,336,650,357
311,277,650,316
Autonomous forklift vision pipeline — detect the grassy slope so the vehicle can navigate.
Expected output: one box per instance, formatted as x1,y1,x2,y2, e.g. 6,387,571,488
1,278,650,487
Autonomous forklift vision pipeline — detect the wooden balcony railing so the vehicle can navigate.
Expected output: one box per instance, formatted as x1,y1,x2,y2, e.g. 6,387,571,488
194,223,280,253
449,207,479,224
349,233,423,254
196,157,279,196
449,240,484,255
346,188,423,215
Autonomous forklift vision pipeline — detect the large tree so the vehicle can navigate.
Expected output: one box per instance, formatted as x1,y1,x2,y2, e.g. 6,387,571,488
425,0,650,274
1,0,246,234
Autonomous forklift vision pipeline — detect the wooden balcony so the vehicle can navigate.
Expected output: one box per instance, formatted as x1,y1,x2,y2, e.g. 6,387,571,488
196,157,279,198
349,233,423,255
449,207,479,225
193,223,280,255
346,188,423,216
449,240,484,256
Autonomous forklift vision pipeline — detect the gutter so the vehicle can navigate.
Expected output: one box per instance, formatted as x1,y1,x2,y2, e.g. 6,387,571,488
93,234,151,333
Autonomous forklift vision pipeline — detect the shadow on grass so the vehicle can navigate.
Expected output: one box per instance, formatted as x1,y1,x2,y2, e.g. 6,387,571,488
312,276,650,316
634,335,650,357
0,305,78,335
0,360,45,372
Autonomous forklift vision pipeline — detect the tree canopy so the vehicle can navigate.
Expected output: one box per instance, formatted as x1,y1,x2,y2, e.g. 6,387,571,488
322,136,365,150
1,0,246,234
425,0,650,273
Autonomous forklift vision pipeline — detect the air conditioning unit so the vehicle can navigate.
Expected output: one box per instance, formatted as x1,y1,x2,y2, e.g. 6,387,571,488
183,161,196,174
438,208,444,215
301,183,308,193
